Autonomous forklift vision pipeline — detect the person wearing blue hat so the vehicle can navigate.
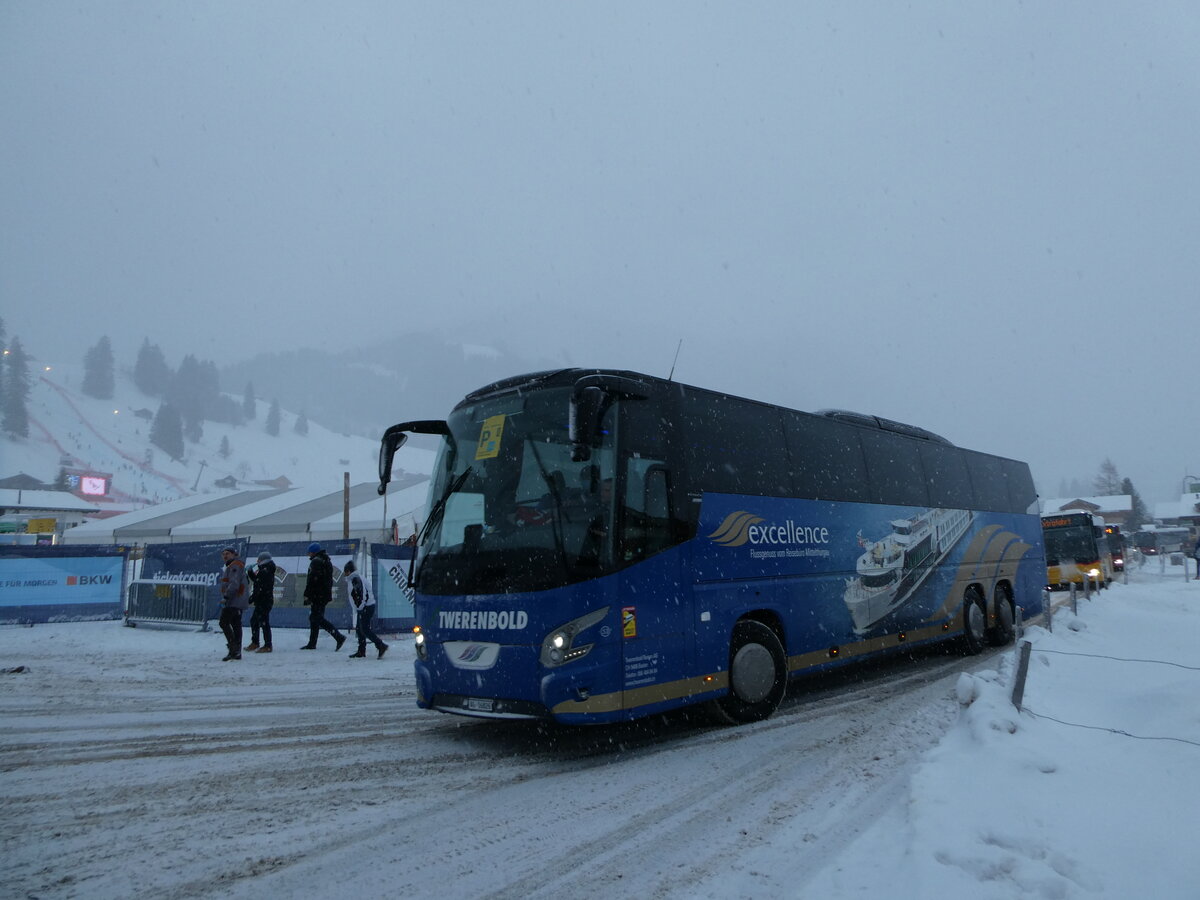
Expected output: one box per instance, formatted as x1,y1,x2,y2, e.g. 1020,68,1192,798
300,542,346,651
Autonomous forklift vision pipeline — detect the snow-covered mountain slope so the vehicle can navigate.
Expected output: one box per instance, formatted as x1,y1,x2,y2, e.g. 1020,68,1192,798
2,364,431,510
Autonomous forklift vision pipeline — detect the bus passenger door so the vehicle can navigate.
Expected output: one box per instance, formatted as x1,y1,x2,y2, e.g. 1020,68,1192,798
617,457,689,714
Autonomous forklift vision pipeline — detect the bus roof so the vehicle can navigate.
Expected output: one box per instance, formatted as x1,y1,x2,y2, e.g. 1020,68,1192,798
458,368,960,448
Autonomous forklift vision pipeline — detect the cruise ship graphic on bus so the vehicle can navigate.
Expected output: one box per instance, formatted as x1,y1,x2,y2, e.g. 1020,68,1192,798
843,507,974,634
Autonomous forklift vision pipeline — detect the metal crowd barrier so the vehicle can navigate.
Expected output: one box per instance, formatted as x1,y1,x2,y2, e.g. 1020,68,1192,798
125,581,214,630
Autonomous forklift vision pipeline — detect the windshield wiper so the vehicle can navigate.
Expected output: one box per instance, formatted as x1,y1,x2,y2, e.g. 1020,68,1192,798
527,442,571,575
412,466,474,586
419,466,473,547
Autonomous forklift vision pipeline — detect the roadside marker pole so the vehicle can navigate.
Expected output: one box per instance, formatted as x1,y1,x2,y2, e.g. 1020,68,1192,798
1011,640,1032,711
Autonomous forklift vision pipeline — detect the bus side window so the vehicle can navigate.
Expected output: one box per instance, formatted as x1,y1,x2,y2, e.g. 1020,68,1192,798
965,452,1010,513
859,429,931,508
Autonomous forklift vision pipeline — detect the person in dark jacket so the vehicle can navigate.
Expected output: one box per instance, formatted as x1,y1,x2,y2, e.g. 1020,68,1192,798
344,560,388,659
244,551,276,653
217,547,249,661
301,542,346,651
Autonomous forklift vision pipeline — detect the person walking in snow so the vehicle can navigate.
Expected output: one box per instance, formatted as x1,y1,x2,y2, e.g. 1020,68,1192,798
217,546,249,661
343,560,388,659
244,550,276,652
300,542,346,651
1192,538,1200,580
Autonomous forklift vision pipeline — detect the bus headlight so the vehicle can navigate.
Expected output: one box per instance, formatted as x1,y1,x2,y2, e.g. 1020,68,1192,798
1087,568,1100,578
540,606,609,668
413,627,427,660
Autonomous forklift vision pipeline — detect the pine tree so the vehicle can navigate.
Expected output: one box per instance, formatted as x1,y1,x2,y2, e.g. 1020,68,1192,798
1122,477,1150,528
81,336,115,399
0,317,6,406
265,398,281,436
167,355,205,443
149,402,185,461
1093,458,1122,496
2,336,31,438
242,382,256,420
184,413,203,444
293,410,309,436
208,393,244,426
133,339,171,396
197,360,222,420
219,435,231,459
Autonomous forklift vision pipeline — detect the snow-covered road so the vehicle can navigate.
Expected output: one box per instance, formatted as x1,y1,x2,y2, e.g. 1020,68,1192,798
0,623,995,899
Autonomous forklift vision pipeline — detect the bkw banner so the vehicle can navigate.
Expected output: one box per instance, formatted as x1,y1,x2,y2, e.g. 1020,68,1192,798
0,545,129,624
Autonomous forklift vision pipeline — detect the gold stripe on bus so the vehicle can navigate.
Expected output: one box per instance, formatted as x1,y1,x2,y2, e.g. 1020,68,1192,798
787,617,960,670
549,616,963,717
995,540,1033,584
927,524,1006,621
550,671,730,717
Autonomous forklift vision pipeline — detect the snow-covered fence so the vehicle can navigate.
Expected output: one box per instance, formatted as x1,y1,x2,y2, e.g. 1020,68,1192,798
126,581,212,630
123,538,407,632
125,539,246,630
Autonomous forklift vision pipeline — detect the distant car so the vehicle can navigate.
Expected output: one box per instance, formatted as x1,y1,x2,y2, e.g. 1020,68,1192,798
1107,532,1127,572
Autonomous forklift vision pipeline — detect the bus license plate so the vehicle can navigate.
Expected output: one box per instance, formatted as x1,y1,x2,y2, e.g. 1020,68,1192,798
467,697,494,712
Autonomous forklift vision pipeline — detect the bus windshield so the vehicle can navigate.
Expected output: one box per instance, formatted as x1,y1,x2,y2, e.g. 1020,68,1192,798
415,387,619,595
1042,524,1099,562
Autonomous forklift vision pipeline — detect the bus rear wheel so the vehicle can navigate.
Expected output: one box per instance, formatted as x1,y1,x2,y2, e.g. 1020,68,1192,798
987,583,1015,646
712,620,787,724
961,587,988,655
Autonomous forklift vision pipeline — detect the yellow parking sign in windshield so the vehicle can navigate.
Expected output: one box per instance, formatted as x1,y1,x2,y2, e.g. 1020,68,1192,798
475,414,507,460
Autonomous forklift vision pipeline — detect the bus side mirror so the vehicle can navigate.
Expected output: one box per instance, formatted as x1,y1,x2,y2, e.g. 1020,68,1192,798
569,387,606,462
378,426,409,494
379,419,452,494
570,374,648,462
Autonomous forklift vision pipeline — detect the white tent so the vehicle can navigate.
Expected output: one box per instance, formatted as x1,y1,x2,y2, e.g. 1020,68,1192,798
60,489,269,545
310,480,429,542
58,477,428,547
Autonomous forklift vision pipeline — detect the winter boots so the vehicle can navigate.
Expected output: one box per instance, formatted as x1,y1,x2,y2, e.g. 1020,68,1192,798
255,646,272,653
377,643,389,660
244,641,259,652
222,651,241,661
303,633,347,651
348,650,366,659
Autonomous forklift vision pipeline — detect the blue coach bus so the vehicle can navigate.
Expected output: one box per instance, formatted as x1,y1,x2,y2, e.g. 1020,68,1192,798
378,369,1045,725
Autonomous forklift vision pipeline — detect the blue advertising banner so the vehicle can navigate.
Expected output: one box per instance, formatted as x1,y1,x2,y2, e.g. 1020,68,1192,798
130,539,407,632
370,543,415,631
244,539,360,630
0,545,129,624
138,539,248,621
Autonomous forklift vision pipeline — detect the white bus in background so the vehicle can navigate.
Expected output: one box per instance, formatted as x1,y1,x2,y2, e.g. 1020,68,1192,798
1132,525,1190,556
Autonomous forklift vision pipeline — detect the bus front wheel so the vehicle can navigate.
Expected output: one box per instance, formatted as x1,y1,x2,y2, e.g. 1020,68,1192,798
713,620,787,724
962,587,988,655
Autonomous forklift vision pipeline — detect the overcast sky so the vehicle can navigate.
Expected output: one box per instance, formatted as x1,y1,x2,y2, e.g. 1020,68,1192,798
2,2,1198,503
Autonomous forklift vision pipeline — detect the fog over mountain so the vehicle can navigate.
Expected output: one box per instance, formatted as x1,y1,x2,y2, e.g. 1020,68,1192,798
220,330,569,441
4,4,1198,504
